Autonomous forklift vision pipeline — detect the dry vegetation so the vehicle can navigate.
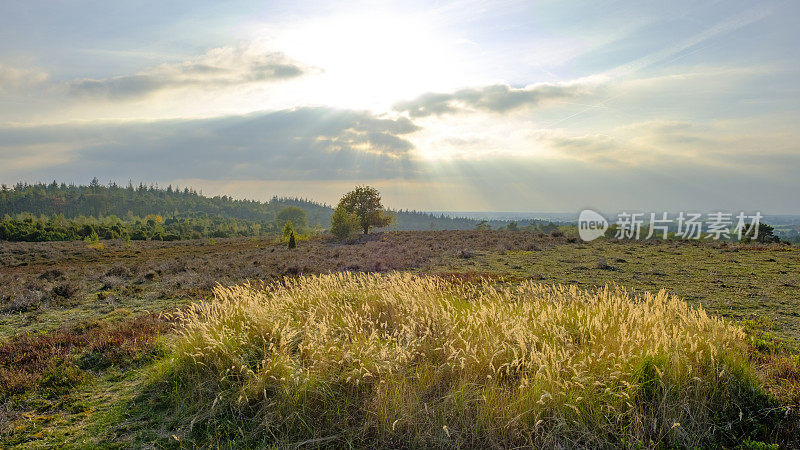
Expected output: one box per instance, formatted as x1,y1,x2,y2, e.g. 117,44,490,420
1,231,798,447
0,231,565,337
161,272,785,448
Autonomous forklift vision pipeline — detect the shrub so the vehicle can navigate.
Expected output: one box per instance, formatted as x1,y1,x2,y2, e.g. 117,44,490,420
282,220,295,241
163,273,778,448
287,231,296,249
53,282,79,299
84,231,100,244
130,229,148,240
330,205,357,240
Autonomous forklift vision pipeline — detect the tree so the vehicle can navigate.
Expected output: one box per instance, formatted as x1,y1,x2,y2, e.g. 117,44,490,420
336,186,391,234
475,220,491,231
741,222,780,244
282,220,295,240
330,205,357,240
507,221,519,231
287,231,297,249
276,206,308,231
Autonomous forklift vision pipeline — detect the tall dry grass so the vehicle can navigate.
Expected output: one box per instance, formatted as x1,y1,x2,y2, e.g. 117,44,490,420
164,272,777,448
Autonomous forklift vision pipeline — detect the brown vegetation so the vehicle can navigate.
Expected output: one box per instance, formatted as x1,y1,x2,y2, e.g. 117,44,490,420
0,314,169,399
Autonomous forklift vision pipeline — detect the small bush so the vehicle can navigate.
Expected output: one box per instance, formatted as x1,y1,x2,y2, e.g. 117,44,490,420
39,269,64,281
52,281,79,299
105,265,132,278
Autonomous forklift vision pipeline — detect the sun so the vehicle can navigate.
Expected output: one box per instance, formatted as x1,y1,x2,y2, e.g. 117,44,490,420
266,11,468,112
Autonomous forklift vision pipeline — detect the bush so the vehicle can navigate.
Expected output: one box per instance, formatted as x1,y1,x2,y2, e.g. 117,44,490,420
130,229,148,240
163,274,779,448
53,282,79,299
282,220,295,241
84,231,100,244
330,205,357,240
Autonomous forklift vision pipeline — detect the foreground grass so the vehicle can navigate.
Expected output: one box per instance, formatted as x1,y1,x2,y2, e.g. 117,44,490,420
156,272,785,448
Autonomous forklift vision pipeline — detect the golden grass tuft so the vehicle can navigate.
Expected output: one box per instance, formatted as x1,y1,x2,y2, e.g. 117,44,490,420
164,272,780,448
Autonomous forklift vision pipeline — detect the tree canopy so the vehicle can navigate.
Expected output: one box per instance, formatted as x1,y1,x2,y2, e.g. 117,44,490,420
276,206,308,231
335,186,392,234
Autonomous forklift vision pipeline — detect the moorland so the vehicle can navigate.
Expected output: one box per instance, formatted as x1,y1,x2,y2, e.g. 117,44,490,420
1,231,799,447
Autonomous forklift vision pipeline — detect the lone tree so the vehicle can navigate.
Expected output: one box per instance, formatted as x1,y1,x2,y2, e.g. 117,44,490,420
740,221,780,244
335,186,392,235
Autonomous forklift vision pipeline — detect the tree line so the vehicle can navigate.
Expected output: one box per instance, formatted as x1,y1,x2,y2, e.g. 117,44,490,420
0,180,566,242
0,179,331,225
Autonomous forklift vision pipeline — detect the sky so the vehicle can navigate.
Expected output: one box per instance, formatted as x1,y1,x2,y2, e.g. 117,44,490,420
1,0,799,213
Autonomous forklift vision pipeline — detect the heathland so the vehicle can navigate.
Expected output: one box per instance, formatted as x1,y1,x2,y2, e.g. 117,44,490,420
1,231,799,447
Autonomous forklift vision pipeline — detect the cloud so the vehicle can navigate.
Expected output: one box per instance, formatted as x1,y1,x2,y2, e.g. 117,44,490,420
534,119,800,172
0,64,48,92
393,82,590,117
0,107,420,181
67,46,307,100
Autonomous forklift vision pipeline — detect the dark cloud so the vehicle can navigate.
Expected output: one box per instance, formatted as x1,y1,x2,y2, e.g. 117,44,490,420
0,107,420,181
393,83,586,117
67,47,306,100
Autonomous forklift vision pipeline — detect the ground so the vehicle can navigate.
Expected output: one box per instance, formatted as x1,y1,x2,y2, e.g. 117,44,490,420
1,231,798,447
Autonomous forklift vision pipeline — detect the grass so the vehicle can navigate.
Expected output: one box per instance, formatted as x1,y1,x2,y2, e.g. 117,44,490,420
153,272,786,448
0,314,169,447
1,232,798,447
430,239,800,344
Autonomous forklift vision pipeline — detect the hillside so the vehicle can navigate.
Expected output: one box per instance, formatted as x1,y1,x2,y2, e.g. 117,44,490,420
0,181,561,241
0,180,327,224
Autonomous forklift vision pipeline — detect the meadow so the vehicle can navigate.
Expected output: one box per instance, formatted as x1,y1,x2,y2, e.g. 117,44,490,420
1,231,798,447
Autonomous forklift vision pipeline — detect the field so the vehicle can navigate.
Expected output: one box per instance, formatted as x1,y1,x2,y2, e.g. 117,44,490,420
1,231,799,447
